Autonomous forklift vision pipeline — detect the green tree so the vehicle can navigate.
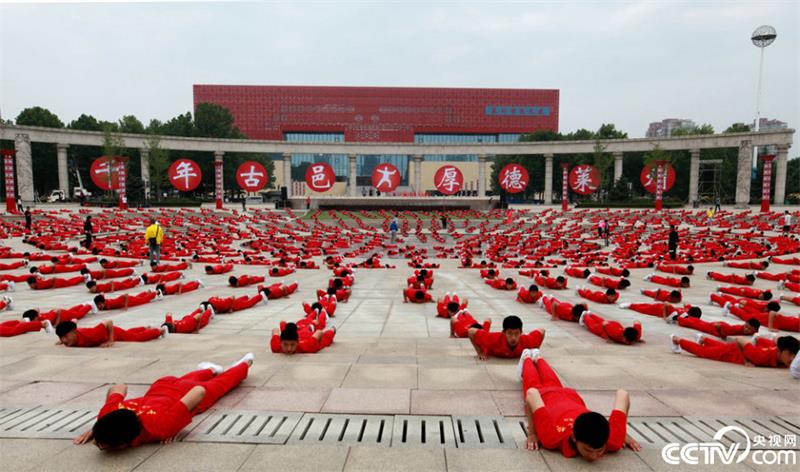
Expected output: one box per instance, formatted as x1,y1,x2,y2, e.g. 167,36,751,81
724,123,751,133
144,134,170,201
672,123,714,136
595,123,627,139
68,114,103,131
118,115,145,134
592,141,613,197
194,103,243,138
15,106,64,128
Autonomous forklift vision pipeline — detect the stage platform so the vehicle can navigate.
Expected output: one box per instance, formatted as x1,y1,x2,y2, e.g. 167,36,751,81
288,196,498,211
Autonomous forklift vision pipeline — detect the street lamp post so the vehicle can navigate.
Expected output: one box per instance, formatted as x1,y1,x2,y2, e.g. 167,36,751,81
750,25,777,169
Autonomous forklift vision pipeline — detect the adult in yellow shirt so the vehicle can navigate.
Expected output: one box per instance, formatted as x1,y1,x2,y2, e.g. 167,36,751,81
144,218,164,266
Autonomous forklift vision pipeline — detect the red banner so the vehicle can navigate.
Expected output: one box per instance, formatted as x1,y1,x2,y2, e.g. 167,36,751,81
1,150,17,214
169,159,202,192
561,164,569,211
117,157,128,209
568,165,601,195
236,161,268,192
761,155,775,213
434,165,464,195
214,160,223,209
371,163,401,192
90,156,125,190
305,162,336,193
640,163,676,194
498,163,529,194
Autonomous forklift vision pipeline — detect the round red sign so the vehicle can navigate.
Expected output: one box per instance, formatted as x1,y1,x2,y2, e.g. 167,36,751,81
90,156,125,190
498,163,529,194
168,159,203,192
371,163,401,192
640,163,676,193
569,165,601,195
433,165,464,195
304,162,336,193
236,161,269,192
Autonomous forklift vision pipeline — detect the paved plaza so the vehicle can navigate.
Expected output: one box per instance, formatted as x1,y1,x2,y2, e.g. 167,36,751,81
0,205,797,471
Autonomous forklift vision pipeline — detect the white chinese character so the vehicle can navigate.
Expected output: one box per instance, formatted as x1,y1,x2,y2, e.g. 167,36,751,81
501,167,526,191
437,167,460,193
784,434,796,447
375,166,397,190
241,165,264,187
173,161,198,188
310,165,331,189
769,435,782,447
572,167,597,193
753,435,767,447
94,161,111,176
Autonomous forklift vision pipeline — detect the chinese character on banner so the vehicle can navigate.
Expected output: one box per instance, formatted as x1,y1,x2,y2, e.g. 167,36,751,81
304,162,336,193
498,163,529,194
760,155,774,213
1,150,17,213
168,159,202,192
90,156,125,190
236,161,268,192
640,163,676,194
569,165,601,195
434,165,464,195
116,157,128,209
371,163,401,192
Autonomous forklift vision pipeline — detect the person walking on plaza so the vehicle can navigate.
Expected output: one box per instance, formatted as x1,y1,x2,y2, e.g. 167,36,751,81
714,197,721,213
782,211,793,233
668,225,679,261
389,216,399,244
84,215,93,248
603,219,610,247
24,207,31,230
145,218,164,266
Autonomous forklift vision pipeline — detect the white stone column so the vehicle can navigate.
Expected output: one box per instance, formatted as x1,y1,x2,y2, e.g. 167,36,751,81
773,145,790,205
688,148,700,206
14,134,33,203
544,154,553,204
735,140,753,208
282,152,292,198
613,151,623,182
348,153,357,196
139,148,150,201
413,155,423,194
478,154,487,197
56,143,69,195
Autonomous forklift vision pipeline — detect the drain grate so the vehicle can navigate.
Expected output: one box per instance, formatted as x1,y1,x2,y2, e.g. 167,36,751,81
0,405,96,439
184,410,302,444
626,417,712,448
452,416,516,449
287,414,393,447
391,415,456,448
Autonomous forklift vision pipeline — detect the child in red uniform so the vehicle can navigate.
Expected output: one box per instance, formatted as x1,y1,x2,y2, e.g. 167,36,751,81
519,350,639,459
450,310,491,338
204,290,268,313
269,266,296,277
27,275,85,290
151,261,189,272
21,303,94,324
639,288,682,303
643,274,690,288
534,275,567,290
673,310,760,338
55,320,166,347
403,287,433,303
270,319,336,354
580,312,642,345
467,315,545,360
588,275,631,290
595,267,630,277
139,271,183,285
257,282,299,299
228,274,265,287
74,353,254,449
670,333,798,368
486,277,517,290
204,264,233,275
577,287,618,304
436,293,468,318
656,264,694,275
156,280,203,297
706,271,755,285
87,277,142,293
92,289,158,312
717,286,772,300
541,295,588,322
162,309,213,334
82,267,136,281
517,284,542,304
304,299,337,318
0,309,54,337
780,293,800,307
99,258,140,269
619,301,682,319
564,267,591,278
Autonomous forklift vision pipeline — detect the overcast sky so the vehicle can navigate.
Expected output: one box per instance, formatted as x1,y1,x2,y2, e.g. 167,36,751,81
1,0,797,138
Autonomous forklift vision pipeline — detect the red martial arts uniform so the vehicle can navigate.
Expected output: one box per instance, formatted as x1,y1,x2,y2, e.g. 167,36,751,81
595,267,628,277
269,313,335,354
167,309,212,334
269,267,295,277
160,281,201,296
707,272,753,285
582,313,641,344
627,302,678,317
535,275,567,290
205,264,233,275
102,290,157,310
436,294,467,318
451,311,490,338
403,288,432,303
472,329,544,358
87,268,136,280
29,275,85,290
542,296,583,322
656,264,693,275
486,278,517,290
207,294,264,313
718,286,770,299
100,260,139,269
641,289,681,303
677,315,749,338
153,262,188,272
564,267,590,278
517,287,542,304
521,357,627,457
141,271,182,285
0,320,42,337
259,282,298,299
577,288,617,304
74,323,161,346
37,304,93,323
647,275,685,288
92,277,141,293
96,363,249,446
0,261,26,271
729,306,800,332
230,275,265,287
588,275,626,290
679,338,779,367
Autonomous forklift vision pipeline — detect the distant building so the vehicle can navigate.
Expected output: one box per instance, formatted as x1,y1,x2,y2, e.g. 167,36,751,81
753,117,788,131
646,118,697,137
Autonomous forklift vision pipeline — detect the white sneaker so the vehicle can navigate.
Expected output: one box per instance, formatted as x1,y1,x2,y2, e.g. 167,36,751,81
670,334,681,354
722,302,731,317
232,352,255,368
751,333,760,345
695,333,706,344
517,348,533,380
2,296,12,311
160,326,169,338
666,312,679,324
778,281,785,289
529,348,541,363
197,279,205,288
197,361,223,375
7,281,14,292
90,300,98,314
639,288,646,294
536,297,545,307
644,273,653,281
619,302,631,309
156,289,164,300
41,319,53,334
578,312,586,326
260,292,269,305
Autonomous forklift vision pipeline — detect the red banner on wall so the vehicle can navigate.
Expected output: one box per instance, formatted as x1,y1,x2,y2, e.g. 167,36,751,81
305,162,336,193
117,157,128,209
372,163,401,192
561,164,569,211
498,163,529,193
1,150,17,214
434,165,464,195
761,155,775,213
236,161,268,192
169,159,203,192
568,165,601,195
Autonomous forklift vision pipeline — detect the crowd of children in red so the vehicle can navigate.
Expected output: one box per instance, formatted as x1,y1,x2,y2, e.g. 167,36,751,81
0,206,798,460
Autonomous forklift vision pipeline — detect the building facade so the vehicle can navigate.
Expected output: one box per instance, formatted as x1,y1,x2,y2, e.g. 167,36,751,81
646,118,697,137
193,85,559,192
